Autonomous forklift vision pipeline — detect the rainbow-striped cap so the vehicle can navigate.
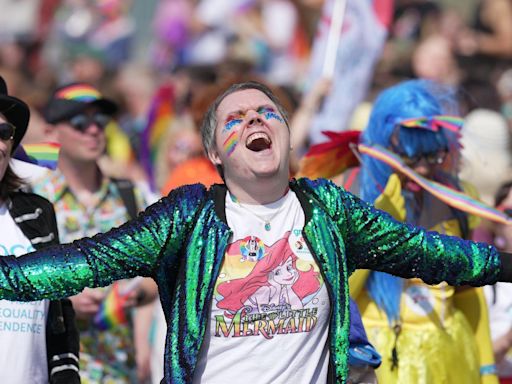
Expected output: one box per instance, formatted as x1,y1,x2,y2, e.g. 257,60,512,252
44,82,117,124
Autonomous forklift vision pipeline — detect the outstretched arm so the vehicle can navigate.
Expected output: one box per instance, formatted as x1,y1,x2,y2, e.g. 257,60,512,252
332,183,507,285
0,185,202,301
344,189,504,285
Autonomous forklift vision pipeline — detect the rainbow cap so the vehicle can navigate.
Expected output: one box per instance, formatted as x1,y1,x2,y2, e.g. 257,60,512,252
44,83,117,124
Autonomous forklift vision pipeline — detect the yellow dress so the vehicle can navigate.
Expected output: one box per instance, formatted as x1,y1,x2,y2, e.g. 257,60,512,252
349,175,498,384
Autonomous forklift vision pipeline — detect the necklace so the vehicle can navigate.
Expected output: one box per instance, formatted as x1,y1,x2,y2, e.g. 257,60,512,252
231,193,288,231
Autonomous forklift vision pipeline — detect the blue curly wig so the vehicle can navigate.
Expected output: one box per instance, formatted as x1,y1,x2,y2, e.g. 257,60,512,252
360,79,460,325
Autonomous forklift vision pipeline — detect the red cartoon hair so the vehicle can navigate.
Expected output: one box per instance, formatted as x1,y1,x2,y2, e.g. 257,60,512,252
217,238,320,314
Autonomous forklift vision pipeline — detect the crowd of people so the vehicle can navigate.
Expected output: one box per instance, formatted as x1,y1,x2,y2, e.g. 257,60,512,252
2,1,512,384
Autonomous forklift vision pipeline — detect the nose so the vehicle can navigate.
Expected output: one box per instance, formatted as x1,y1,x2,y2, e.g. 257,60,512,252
247,110,263,127
248,116,263,126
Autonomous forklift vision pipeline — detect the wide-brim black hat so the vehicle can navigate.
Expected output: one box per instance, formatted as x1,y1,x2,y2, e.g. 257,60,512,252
44,82,118,124
0,76,30,150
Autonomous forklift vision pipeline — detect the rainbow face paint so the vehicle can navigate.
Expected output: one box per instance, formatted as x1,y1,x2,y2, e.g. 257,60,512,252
223,130,239,157
224,117,243,132
258,106,284,123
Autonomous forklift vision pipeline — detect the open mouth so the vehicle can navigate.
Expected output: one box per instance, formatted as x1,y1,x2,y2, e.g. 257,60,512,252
246,132,272,152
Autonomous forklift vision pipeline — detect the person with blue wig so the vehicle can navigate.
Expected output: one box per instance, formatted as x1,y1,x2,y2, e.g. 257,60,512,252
350,79,499,383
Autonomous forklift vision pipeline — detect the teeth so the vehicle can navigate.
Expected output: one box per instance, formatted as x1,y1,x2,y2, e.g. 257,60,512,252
246,132,271,146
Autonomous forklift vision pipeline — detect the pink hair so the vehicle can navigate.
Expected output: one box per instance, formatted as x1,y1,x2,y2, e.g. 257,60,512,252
217,238,320,314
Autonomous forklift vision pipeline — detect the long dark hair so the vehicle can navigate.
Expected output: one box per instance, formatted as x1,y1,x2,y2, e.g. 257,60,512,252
0,164,25,201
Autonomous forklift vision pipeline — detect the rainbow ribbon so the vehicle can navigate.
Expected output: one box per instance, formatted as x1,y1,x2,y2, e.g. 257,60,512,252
358,143,512,225
23,142,60,170
399,115,464,133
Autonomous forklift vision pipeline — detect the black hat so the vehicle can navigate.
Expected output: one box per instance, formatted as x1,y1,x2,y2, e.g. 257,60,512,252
44,82,118,124
0,76,30,150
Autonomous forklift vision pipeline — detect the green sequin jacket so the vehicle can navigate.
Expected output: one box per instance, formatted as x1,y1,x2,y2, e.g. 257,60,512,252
0,178,502,383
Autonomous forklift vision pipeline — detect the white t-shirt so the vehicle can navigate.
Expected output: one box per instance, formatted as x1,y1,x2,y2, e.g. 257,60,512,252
0,203,49,383
193,190,330,383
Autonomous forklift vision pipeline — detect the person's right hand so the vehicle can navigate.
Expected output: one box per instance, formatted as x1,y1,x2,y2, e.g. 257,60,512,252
69,287,107,320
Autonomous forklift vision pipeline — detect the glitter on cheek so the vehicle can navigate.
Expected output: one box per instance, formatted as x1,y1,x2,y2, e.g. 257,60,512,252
223,130,239,157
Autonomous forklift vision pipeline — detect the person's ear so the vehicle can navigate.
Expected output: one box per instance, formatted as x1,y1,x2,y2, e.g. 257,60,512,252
208,148,223,167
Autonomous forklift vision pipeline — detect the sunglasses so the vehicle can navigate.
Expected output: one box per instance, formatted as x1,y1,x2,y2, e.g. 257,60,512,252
0,122,15,141
497,205,512,217
400,150,448,167
68,113,111,132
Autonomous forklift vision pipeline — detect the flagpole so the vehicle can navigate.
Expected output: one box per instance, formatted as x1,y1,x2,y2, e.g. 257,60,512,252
322,0,348,78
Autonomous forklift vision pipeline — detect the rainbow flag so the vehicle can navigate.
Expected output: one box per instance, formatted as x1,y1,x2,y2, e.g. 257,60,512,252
297,130,360,179
358,144,512,225
93,277,144,330
22,142,60,170
93,282,129,331
140,84,175,190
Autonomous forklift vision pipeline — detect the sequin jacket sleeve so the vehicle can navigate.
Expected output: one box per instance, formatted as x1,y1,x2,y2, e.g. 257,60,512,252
0,184,205,301
323,180,501,286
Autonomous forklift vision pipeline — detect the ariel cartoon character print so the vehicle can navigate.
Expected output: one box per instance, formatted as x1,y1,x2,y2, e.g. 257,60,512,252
213,234,325,339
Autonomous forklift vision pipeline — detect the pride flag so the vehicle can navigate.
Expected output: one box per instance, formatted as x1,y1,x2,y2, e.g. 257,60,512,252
21,142,60,170
93,278,143,331
306,0,394,143
140,84,175,190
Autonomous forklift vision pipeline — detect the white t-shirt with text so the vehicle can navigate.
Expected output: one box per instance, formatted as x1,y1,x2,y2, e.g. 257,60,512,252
0,203,49,383
193,190,331,383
